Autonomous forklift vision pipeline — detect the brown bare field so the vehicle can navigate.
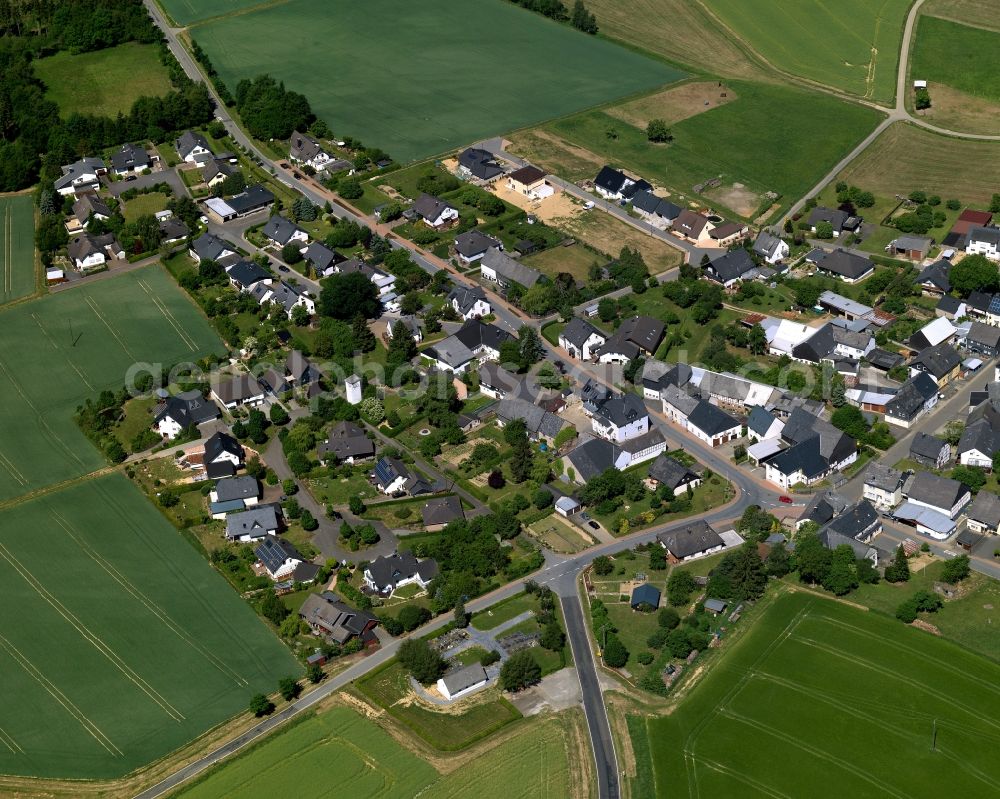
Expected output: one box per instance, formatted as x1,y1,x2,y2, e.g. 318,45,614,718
913,82,1000,136
586,0,771,80
923,0,1000,32
505,130,603,183
606,81,738,129
835,122,1000,204
705,182,762,218
549,207,683,272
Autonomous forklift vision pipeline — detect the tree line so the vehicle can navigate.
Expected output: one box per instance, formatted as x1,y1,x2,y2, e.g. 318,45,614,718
507,0,598,33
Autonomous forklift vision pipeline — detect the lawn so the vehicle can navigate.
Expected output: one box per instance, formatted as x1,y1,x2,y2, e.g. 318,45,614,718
0,266,224,500
543,81,882,221
121,192,170,222
630,591,1000,799
33,42,174,118
703,0,911,103
471,592,536,631
0,473,300,780
912,15,1000,104
0,194,35,304
191,0,684,163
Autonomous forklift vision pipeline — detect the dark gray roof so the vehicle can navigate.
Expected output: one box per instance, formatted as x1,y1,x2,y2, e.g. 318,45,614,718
299,592,376,643
966,491,1000,528
966,290,994,313
957,409,1000,460
421,495,465,526
110,142,150,172
886,373,938,422
453,319,515,352
225,506,278,540
255,536,302,574
213,373,265,404
496,397,567,439
54,157,106,190
969,226,1000,246
754,231,786,259
746,405,779,437
441,663,488,695
647,455,698,490
656,519,723,558
159,217,190,241
968,321,1000,349
286,350,319,383
814,249,874,280
936,295,963,315
911,433,947,461
226,185,274,214
413,193,456,221
454,229,500,258
781,408,856,464
304,242,341,271
630,583,661,607
365,552,438,590
917,260,951,292
594,165,629,194
318,421,375,461
192,232,235,262
905,471,968,510
153,389,220,428
448,284,488,315
687,400,740,437
766,437,829,480
865,348,904,370
799,490,849,527
909,342,962,379
289,130,327,163
176,130,211,160
595,315,665,359
864,463,903,492
705,249,755,284
566,437,617,481
824,499,879,540
263,215,306,245
458,148,504,180
560,317,605,349
481,247,542,288
631,189,681,220
204,431,243,464
594,392,647,428
807,207,848,231
73,194,111,222
227,259,271,289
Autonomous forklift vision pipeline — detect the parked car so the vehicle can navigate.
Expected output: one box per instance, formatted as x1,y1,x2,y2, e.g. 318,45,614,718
124,175,137,182
583,201,595,210
779,495,793,504
278,265,290,273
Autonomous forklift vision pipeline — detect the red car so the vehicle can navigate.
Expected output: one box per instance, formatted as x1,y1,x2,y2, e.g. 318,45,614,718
778,495,793,504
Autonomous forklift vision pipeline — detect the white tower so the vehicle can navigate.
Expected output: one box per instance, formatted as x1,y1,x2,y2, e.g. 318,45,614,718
346,374,362,405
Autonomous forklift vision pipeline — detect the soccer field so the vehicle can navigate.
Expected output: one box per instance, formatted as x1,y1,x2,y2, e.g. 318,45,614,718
0,473,300,779
0,195,35,305
632,592,1000,798
192,0,683,163
0,266,224,500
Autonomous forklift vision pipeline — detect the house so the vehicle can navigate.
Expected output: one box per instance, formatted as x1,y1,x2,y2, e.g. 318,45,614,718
159,216,189,244
593,165,644,201
109,142,151,175
373,457,433,496
708,221,748,247
496,397,571,445
67,233,108,271
862,464,904,510
421,495,465,531
884,372,939,428
288,130,332,171
303,242,342,275
807,207,859,237
175,130,213,164
866,348,904,372
935,296,966,321
255,536,309,581
797,490,849,529
480,247,542,290
54,157,106,196
555,495,581,517
909,317,956,351
448,285,491,320
190,232,236,264
211,476,259,507
317,421,375,464
630,583,661,610
888,235,932,261
746,405,784,443
458,147,504,181
386,316,423,344
204,185,274,222
423,320,514,373
630,190,681,228
656,520,724,563
753,231,789,264
591,392,649,442
903,471,971,519
437,664,488,701
647,454,701,496
413,193,459,229
478,362,519,400
908,342,962,386
966,226,1000,260
259,367,290,395
764,409,856,489
957,401,1000,468
820,499,881,543
559,317,606,361
202,157,236,187
910,433,950,469
594,316,665,364
685,400,741,447
966,321,1000,357
262,215,309,248
211,374,266,409
563,430,665,482
225,505,279,541
71,194,112,229
965,491,1000,535
672,210,715,245
965,290,994,320
226,259,272,292
811,248,874,283
704,249,756,288
254,281,316,319
153,390,220,439
641,360,692,400
454,230,501,264
891,502,956,540
505,165,552,199
660,384,700,427
580,378,614,416
363,552,439,594
299,592,378,644
203,431,244,475
916,260,951,295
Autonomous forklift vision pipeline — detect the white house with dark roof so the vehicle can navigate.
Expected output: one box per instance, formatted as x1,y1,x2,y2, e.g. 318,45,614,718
862,464,904,510
807,207,860,237
288,130,333,171
591,392,649,443
753,231,789,264
594,315,665,365
593,165,637,201
363,552,439,594
656,520,724,563
704,249,757,288
263,215,309,248
109,142,152,175
559,317,606,361
966,226,1000,261
54,157,106,196
225,505,279,541
631,190,681,229
458,147,504,182
153,390,221,439
480,247,542,290
189,232,236,264
437,664,488,701
647,454,700,496
211,374,266,409
175,130,213,164
413,193,459,229
810,248,874,283
453,230,500,264
226,259,272,292
966,491,1000,535
903,471,970,519
255,536,306,581
685,400,742,447
448,285,491,320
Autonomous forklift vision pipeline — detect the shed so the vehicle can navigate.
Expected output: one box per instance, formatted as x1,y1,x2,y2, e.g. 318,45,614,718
555,496,581,517
630,583,661,610
704,598,728,614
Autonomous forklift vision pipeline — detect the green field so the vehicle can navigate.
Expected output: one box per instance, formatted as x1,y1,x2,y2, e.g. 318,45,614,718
158,0,261,25
631,592,1000,798
33,42,174,118
703,0,911,103
192,0,684,163
912,15,1000,102
0,266,224,500
122,192,170,222
0,195,35,304
175,704,577,799
540,81,881,220
0,474,299,779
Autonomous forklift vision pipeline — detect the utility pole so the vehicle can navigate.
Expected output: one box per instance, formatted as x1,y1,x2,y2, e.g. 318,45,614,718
931,718,937,752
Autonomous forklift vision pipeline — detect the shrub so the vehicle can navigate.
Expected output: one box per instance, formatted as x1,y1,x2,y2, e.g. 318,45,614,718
636,651,654,665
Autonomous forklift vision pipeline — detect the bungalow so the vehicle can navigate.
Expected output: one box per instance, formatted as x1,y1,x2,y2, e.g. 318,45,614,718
299,592,378,644
647,454,701,496
630,190,681,229
363,552,439,594
421,495,465,531
496,397,570,445
71,194,112,229
807,207,859,237
887,235,932,261
656,520,725,563
811,248,874,283
226,259,272,292
966,226,1000,261
159,217,189,244
225,505,279,541
708,221,748,248
686,400,741,447
672,210,715,245
109,142,152,175
966,321,1000,357
317,421,375,464
591,392,650,442
908,342,962,386
220,185,274,218
256,536,311,582
908,316,956,351
506,165,552,200
630,583,661,610
373,457,433,496
67,233,109,271
753,231,790,264
457,147,504,182
448,284,491,320
594,315,665,364
965,491,1000,535
211,475,260,508
288,130,333,171
211,374,266,409
454,230,501,264
54,157,106,196
437,664,489,701
559,317,606,361
175,130,213,165
413,193,459,229
902,471,971,519
862,464,904,510
190,232,236,264
909,433,950,469
201,157,236,187
884,372,939,428
153,390,221,439
303,242,343,275
704,249,756,288
480,247,542,290
262,215,309,248
916,260,951,295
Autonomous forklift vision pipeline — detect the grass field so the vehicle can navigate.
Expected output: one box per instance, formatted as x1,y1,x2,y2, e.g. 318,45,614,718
631,591,1000,798
33,42,174,118
832,122,1000,206
534,81,881,221
702,0,911,103
159,0,261,25
191,0,683,163
0,195,35,304
0,473,299,779
922,0,1000,32
912,15,1000,102
0,266,224,500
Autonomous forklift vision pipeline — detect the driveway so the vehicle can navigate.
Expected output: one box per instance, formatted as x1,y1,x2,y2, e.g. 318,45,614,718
104,167,188,199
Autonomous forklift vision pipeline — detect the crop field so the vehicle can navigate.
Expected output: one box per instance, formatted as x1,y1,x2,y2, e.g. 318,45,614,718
922,0,1000,32
33,42,174,118
0,266,224,500
834,122,1000,205
535,82,880,220
0,195,35,304
0,473,300,779
158,0,262,26
631,592,1000,799
703,0,911,103
912,15,1000,103
191,0,684,163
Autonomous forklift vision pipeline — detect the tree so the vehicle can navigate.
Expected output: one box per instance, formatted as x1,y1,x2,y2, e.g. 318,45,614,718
500,650,542,691
658,607,680,629
398,604,431,632
592,555,613,576
349,494,366,515
646,118,672,143
540,620,565,650
914,87,931,110
508,426,533,484
307,663,324,684
601,633,628,668
300,509,318,531
666,628,693,658
570,0,598,33
235,75,314,139
896,589,942,623
319,272,381,320
795,532,832,585
278,676,301,701
649,546,667,571
453,600,468,628
352,314,377,353
487,469,506,489
830,372,847,407
269,404,290,425
950,254,1000,296
533,489,554,510
815,221,834,239
748,324,767,355
941,554,971,584
667,570,696,606
951,465,986,494
823,545,859,596
709,543,768,601
766,542,792,577
830,405,869,440
884,545,911,583
398,639,445,684
249,693,274,717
